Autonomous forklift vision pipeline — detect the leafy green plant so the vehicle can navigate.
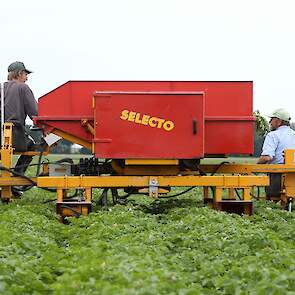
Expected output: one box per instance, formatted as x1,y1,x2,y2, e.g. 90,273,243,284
0,158,294,294
254,110,269,135
0,185,294,294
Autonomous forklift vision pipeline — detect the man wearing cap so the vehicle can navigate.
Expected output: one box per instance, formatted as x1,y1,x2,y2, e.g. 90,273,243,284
3,61,38,178
257,108,295,201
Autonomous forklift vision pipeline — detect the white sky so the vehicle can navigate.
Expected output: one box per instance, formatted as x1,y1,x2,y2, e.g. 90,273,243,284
1,0,295,120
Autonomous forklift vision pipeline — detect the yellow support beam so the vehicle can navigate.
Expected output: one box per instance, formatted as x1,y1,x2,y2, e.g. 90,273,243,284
215,187,222,202
37,175,269,189
0,150,13,200
284,149,295,165
51,128,92,151
0,177,36,186
200,163,295,174
228,188,235,200
1,123,14,200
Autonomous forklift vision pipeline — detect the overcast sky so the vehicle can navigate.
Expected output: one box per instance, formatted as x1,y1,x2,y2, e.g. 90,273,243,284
1,0,295,121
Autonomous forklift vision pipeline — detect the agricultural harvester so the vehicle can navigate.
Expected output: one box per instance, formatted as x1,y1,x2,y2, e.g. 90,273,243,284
1,81,294,219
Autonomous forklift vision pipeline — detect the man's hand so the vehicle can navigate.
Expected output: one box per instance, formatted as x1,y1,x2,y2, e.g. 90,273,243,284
257,155,271,164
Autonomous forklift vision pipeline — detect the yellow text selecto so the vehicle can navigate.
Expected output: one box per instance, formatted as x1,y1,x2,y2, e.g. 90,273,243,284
120,110,175,132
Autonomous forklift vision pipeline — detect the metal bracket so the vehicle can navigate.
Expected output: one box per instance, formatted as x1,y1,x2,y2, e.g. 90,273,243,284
149,177,159,198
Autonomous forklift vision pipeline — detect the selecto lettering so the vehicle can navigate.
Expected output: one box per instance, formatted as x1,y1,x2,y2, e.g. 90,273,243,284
120,110,175,132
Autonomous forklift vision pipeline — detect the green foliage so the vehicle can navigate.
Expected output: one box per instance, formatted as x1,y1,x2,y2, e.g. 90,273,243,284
254,110,269,135
0,187,294,295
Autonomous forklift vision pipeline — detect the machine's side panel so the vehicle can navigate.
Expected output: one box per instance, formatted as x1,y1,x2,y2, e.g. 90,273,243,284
192,82,254,155
94,92,204,159
36,81,253,156
166,81,254,155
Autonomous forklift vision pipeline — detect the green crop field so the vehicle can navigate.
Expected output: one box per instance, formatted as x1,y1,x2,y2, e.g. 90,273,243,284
0,156,294,294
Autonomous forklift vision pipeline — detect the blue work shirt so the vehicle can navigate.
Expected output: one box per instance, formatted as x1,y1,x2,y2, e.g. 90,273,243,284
261,126,295,164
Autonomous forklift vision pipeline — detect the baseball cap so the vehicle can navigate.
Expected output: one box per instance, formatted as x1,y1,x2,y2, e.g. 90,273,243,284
269,108,291,122
7,61,33,74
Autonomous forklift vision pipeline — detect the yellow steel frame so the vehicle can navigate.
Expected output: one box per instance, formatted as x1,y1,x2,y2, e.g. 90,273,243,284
50,128,92,151
0,123,39,201
35,174,268,217
1,123,13,201
199,149,295,207
1,120,294,217
37,175,267,188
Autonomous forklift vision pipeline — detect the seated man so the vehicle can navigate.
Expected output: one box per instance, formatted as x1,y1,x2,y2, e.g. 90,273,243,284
257,108,295,201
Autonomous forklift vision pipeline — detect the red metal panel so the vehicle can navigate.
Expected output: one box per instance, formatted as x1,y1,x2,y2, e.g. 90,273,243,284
36,81,254,157
38,81,252,117
34,118,94,143
94,92,204,159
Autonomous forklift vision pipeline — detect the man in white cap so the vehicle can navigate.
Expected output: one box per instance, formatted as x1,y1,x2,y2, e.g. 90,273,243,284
258,108,295,201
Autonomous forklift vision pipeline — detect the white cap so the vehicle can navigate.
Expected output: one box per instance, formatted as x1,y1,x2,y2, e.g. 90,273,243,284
269,108,291,122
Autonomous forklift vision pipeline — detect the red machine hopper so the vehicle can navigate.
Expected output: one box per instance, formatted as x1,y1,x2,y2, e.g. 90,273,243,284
35,81,254,159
